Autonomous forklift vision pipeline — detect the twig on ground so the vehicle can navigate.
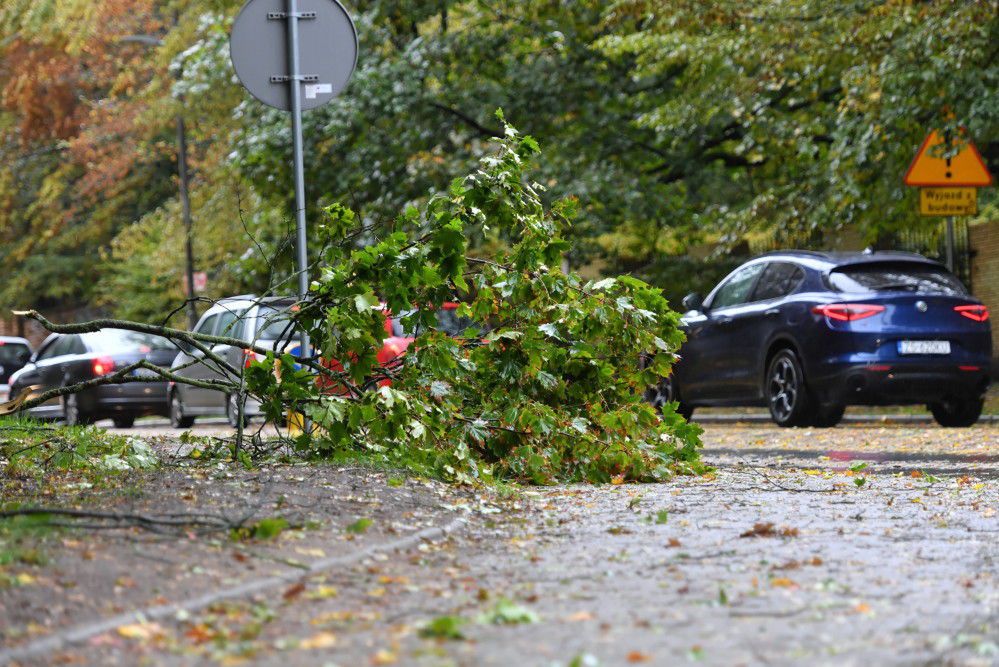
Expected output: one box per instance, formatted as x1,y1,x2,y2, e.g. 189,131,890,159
0,507,242,533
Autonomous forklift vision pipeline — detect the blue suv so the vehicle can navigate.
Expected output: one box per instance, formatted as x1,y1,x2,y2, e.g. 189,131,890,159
649,251,992,427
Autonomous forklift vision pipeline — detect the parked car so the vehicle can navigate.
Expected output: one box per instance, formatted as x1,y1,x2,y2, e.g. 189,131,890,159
648,251,992,428
169,296,300,428
170,297,482,428
8,330,178,427
0,336,33,400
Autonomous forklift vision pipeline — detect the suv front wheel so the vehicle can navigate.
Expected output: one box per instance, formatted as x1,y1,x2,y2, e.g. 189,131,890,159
766,350,811,427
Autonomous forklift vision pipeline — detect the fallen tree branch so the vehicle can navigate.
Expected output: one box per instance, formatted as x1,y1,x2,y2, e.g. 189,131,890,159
0,507,241,532
0,361,236,416
13,309,353,390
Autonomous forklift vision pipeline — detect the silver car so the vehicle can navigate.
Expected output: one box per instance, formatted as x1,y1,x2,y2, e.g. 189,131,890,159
169,296,298,428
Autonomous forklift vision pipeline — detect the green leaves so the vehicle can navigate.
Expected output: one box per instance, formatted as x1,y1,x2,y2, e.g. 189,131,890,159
419,615,467,640
476,598,540,625
231,517,289,541
345,518,372,535
275,123,701,484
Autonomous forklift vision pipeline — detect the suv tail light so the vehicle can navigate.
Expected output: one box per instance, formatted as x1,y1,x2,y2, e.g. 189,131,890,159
812,304,886,321
91,356,116,376
954,305,989,322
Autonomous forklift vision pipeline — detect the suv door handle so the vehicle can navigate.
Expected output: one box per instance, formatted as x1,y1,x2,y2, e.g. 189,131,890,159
716,316,733,326
764,308,780,317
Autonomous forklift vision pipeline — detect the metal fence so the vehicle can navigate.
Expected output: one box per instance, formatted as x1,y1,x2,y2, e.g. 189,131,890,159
747,220,973,291
891,219,972,289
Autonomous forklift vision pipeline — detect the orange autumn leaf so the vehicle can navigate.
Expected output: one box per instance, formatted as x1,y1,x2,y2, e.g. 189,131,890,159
627,651,653,663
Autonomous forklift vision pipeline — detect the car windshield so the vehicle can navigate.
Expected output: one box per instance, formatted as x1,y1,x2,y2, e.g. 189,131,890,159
827,263,967,296
85,330,177,353
0,342,31,366
255,305,298,342
391,307,482,337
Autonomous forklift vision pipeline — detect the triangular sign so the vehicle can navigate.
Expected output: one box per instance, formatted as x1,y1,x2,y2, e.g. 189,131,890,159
904,130,993,187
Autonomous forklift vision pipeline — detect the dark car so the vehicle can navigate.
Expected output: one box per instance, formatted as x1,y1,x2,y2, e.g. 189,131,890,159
0,336,33,398
649,251,992,428
8,330,178,427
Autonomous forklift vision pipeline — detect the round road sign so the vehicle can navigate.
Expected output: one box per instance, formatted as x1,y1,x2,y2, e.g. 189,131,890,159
230,0,358,112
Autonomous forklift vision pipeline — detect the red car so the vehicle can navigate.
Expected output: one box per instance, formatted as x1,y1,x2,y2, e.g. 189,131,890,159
317,302,478,392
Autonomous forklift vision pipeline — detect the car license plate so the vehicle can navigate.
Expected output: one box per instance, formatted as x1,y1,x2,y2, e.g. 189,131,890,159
898,340,950,355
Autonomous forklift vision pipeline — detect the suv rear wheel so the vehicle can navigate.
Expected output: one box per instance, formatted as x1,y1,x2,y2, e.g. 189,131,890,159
766,350,811,427
929,398,983,428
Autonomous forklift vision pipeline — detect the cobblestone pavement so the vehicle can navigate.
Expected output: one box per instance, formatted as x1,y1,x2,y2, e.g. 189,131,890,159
4,423,997,666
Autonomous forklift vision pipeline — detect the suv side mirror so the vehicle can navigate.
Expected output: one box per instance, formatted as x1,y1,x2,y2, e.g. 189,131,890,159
682,292,704,312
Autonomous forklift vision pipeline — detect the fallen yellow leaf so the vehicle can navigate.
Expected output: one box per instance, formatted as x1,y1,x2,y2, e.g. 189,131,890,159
295,547,327,558
300,632,337,649
307,585,339,600
770,577,797,588
117,623,164,641
371,649,397,665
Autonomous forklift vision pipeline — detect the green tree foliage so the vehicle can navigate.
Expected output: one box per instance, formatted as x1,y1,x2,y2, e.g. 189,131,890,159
598,0,999,248
245,121,703,483
1,1,996,317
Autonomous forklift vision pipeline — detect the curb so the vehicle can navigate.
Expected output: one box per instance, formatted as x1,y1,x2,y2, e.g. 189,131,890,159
0,515,467,664
693,414,999,424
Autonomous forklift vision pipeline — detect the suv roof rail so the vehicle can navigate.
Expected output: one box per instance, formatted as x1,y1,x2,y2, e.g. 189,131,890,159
859,250,928,259
758,249,832,259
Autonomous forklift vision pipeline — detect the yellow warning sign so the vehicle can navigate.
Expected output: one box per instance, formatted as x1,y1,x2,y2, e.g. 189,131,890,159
904,130,993,187
919,188,977,217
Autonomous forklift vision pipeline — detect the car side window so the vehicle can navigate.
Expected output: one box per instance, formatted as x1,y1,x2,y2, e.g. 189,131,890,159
55,336,75,357
710,263,766,309
196,314,220,337
62,336,86,355
216,310,243,340
35,337,61,361
752,263,805,301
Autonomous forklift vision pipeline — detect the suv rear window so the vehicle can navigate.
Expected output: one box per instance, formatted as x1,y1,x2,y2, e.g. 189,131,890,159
827,263,967,296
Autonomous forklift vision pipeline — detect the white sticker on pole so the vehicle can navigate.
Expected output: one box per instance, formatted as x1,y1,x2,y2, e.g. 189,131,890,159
305,83,333,99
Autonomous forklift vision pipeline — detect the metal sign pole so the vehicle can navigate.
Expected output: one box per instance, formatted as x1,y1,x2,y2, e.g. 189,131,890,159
230,0,357,434
945,216,955,272
285,0,312,370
